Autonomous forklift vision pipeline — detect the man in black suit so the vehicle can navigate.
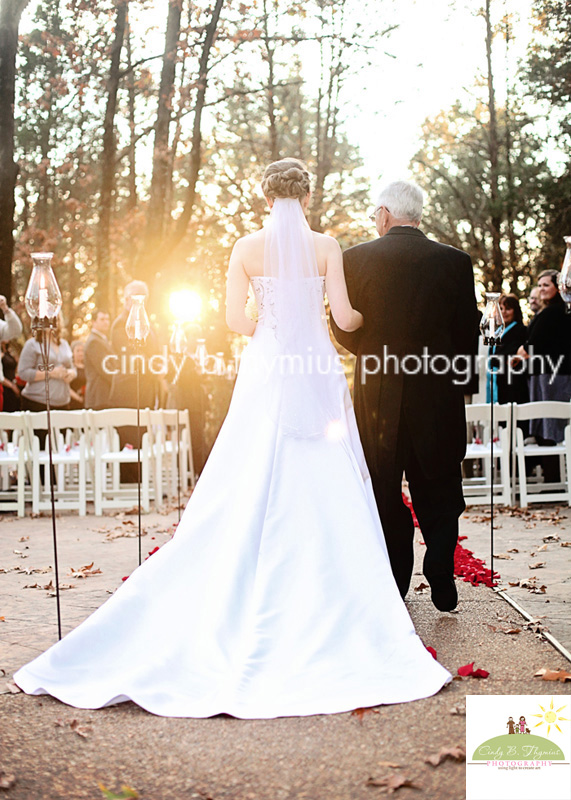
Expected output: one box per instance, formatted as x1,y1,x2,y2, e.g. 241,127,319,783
84,310,113,409
331,181,479,611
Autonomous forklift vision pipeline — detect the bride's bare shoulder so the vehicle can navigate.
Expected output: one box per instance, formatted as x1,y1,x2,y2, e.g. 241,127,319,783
234,229,265,251
311,230,341,254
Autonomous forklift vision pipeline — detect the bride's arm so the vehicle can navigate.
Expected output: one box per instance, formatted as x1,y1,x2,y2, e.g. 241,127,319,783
325,238,363,332
226,240,257,336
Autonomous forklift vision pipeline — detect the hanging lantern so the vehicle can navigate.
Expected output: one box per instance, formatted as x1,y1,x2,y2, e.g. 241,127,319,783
24,253,62,322
558,236,571,314
125,295,150,344
480,292,505,345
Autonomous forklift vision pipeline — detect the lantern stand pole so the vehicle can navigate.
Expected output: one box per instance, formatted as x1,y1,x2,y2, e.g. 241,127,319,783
135,346,142,566
484,330,501,590
34,317,62,640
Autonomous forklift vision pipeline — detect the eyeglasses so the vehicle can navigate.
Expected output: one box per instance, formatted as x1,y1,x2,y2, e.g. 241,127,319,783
368,205,389,222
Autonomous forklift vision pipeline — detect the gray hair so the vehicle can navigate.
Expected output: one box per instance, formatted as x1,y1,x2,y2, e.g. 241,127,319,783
376,181,424,223
124,280,149,299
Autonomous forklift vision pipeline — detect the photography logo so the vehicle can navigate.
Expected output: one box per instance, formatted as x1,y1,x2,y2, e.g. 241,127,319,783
466,695,570,800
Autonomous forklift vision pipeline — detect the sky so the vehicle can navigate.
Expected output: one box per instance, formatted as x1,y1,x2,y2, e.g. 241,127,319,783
20,0,538,201
341,0,536,195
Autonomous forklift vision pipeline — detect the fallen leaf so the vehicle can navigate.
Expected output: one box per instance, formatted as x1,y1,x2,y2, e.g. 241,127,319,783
376,762,402,769
69,563,102,579
0,771,16,789
366,774,420,793
5,681,22,694
537,669,571,682
543,534,560,543
98,784,139,800
414,582,429,593
18,536,29,542
70,719,92,738
507,548,519,553
494,553,512,560
351,706,380,721
425,745,466,766
537,544,548,552
0,617,5,622
529,562,546,570
450,705,466,716
561,542,571,548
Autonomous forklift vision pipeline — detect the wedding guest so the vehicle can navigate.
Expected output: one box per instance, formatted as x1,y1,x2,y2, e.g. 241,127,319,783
0,295,23,341
529,286,542,317
17,321,76,413
1,342,22,412
69,340,86,409
17,321,76,448
517,270,571,443
84,310,113,410
487,294,528,406
170,333,208,475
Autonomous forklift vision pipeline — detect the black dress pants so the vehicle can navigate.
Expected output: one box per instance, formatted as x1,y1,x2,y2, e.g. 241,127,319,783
369,412,465,598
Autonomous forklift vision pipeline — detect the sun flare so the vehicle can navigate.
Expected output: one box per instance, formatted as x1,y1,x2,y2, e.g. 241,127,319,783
531,697,569,736
169,290,202,323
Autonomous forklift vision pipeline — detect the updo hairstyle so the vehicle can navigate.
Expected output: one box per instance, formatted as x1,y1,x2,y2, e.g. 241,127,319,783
261,158,311,201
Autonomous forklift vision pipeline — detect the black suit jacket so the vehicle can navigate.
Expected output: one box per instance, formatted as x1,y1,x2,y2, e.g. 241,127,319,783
84,331,114,410
331,226,479,478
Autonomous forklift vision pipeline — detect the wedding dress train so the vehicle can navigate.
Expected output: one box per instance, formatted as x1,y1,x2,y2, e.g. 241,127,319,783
14,200,451,718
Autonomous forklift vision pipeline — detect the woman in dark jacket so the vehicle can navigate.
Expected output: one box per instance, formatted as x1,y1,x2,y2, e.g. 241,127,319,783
487,294,529,405
517,270,571,443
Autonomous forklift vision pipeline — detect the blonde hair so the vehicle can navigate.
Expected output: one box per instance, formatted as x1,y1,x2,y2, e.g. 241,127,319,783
261,158,311,201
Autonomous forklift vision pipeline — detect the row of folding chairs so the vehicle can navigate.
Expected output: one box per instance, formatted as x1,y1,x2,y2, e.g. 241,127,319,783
463,400,571,507
0,408,196,517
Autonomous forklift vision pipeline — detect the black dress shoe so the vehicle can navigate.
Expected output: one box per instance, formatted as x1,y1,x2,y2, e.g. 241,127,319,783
428,576,458,612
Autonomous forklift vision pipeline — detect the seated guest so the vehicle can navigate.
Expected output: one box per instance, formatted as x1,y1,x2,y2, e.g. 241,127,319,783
69,340,86,409
517,270,571,443
528,285,543,318
0,295,23,341
1,342,21,412
85,310,113,409
487,294,529,406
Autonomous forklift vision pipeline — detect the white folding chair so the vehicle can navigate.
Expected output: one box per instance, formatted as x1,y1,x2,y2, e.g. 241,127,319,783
463,403,512,506
0,412,28,516
24,410,88,516
177,408,195,491
512,401,571,507
88,408,152,514
146,409,167,509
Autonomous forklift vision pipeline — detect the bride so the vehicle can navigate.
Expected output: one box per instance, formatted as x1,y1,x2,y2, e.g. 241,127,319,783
14,158,451,719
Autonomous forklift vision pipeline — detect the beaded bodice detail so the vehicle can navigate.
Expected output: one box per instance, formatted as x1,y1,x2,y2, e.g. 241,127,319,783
250,276,326,330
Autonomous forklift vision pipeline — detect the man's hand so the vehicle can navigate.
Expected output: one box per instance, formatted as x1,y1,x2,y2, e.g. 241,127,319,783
0,296,8,313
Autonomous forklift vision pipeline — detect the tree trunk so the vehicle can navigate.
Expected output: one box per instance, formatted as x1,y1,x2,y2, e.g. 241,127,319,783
0,0,30,301
143,0,183,253
96,0,128,312
262,0,279,161
164,0,224,254
503,14,518,292
485,0,503,290
126,19,137,212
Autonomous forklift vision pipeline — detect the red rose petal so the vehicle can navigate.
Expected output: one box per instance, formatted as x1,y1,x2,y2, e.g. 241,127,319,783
426,646,437,660
472,668,490,679
458,662,475,677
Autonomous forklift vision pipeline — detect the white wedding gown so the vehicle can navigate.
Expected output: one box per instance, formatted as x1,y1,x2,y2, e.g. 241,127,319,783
15,200,451,718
